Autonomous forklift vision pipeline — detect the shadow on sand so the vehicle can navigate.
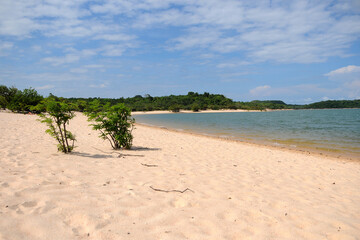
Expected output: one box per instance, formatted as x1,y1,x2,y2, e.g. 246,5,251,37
130,146,161,151
71,146,161,159
71,152,114,159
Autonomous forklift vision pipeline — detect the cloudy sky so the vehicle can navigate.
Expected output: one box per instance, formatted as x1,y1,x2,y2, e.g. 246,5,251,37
0,0,360,103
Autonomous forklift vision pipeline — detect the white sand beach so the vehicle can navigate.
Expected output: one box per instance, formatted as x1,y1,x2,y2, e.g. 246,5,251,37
0,112,359,240
131,109,286,115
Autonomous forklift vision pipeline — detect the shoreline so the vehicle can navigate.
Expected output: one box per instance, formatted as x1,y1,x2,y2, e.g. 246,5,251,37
132,108,360,115
135,122,360,163
133,109,360,162
1,109,358,161
131,109,290,115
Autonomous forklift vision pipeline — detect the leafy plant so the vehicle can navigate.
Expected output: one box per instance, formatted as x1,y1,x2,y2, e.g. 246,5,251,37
38,98,76,153
0,85,18,103
86,102,135,150
8,87,43,113
191,103,200,112
169,104,181,112
0,96,7,109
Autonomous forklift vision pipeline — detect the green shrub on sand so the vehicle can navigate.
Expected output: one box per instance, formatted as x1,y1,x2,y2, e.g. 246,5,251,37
37,98,76,153
86,101,135,150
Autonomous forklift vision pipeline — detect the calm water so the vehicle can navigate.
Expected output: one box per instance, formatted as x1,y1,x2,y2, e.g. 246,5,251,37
135,109,360,159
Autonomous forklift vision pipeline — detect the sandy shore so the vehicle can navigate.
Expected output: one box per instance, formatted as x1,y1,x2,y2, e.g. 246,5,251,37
1,112,359,240
132,109,288,115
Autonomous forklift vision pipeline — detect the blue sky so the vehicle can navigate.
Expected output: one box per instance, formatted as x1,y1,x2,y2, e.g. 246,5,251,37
0,0,360,104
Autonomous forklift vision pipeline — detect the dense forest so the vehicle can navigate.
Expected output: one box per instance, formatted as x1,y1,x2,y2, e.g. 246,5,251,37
1,85,359,113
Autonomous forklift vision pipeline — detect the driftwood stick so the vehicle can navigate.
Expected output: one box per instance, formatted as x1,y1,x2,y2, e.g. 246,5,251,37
149,186,194,193
141,163,158,167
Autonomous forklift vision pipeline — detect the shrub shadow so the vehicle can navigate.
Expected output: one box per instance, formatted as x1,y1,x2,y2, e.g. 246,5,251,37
71,152,113,159
118,153,145,157
131,146,161,151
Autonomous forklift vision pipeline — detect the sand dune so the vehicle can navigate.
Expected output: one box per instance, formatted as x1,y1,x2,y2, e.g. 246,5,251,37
0,112,359,239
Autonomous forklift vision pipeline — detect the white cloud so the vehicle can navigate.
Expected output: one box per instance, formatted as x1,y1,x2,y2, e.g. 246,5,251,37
249,85,271,96
101,43,137,56
70,68,88,73
31,45,42,52
343,80,360,98
345,80,360,88
42,54,80,66
171,27,222,51
0,0,137,60
198,53,216,59
325,65,360,77
21,72,86,82
89,83,106,88
0,0,359,65
41,47,102,66
217,61,251,68
324,65,360,98
248,83,360,102
165,1,360,63
0,41,13,55
81,49,98,57
84,64,104,68
94,34,136,42
36,84,54,90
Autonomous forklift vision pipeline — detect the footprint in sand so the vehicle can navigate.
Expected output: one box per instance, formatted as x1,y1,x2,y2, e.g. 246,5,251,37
22,201,37,208
65,213,111,237
64,213,94,236
39,201,58,214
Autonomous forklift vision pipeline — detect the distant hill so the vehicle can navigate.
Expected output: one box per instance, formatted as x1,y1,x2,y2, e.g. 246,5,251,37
304,100,360,109
251,100,287,105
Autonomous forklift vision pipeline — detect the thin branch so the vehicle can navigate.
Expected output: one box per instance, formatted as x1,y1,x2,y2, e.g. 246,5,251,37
63,122,70,152
99,129,115,149
141,163,158,167
50,122,62,146
109,133,119,149
57,118,67,153
149,186,194,193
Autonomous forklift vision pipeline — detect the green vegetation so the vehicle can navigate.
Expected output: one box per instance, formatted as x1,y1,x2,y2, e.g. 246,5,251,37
304,100,360,109
191,103,200,112
1,85,360,114
0,85,43,112
169,104,181,113
1,84,357,156
86,101,135,150
37,98,76,153
0,96,7,109
67,92,235,112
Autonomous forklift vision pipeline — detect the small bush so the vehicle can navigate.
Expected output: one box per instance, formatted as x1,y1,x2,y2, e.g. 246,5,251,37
191,103,200,112
0,96,7,109
0,85,18,104
169,104,181,112
75,100,88,112
38,98,76,153
8,88,43,113
208,105,219,110
86,102,135,150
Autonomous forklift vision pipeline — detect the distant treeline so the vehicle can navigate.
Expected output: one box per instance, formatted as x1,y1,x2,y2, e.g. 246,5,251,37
1,85,359,113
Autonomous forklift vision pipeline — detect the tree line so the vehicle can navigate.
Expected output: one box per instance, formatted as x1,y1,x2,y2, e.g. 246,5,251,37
1,85,359,113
